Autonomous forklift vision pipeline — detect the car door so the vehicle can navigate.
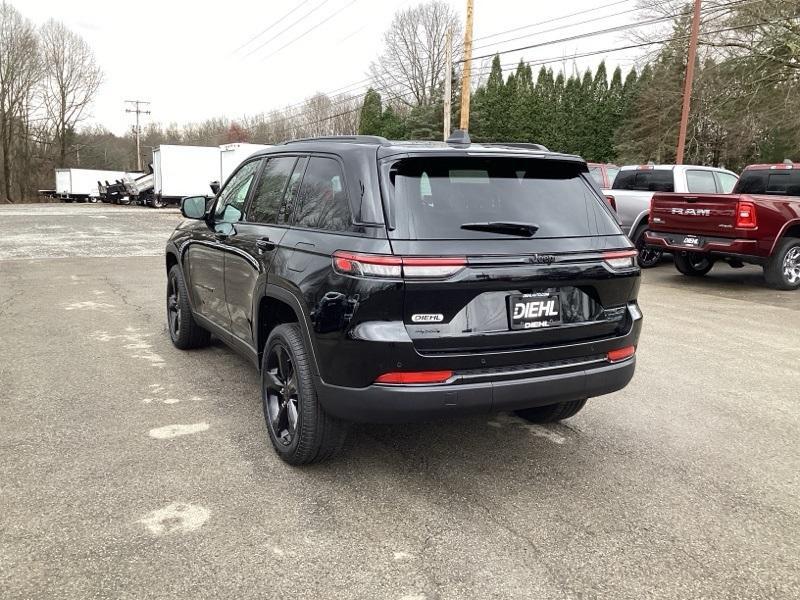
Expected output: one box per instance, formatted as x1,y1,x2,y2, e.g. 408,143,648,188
223,155,306,345
187,159,260,332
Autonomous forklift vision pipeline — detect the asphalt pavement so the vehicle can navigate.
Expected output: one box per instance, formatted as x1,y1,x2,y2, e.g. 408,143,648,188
1,203,798,599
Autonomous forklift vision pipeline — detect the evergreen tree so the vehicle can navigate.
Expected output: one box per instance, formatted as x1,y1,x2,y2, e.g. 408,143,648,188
358,88,383,135
381,106,406,139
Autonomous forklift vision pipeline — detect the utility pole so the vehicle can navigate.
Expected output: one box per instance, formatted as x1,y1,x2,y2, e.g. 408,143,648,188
443,27,453,140
676,0,701,165
459,0,474,131
125,100,151,171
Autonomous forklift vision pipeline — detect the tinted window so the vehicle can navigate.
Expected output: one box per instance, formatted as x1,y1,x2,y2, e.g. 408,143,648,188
686,170,718,193
214,160,259,223
248,156,296,224
294,157,351,231
735,169,800,196
612,169,674,192
716,172,738,194
384,157,620,239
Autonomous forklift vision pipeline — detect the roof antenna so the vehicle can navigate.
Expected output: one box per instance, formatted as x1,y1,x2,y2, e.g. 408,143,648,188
446,129,471,148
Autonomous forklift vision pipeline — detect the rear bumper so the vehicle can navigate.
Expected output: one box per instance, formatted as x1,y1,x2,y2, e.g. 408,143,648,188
315,356,636,424
645,230,765,262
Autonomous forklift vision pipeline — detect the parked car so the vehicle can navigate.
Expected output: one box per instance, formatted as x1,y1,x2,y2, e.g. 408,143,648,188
588,163,620,189
603,164,739,268
165,133,643,464
645,162,800,289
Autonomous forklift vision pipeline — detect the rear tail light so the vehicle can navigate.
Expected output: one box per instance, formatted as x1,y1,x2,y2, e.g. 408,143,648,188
375,370,454,384
333,251,466,279
603,250,637,270
735,200,757,229
604,195,616,210
607,346,636,363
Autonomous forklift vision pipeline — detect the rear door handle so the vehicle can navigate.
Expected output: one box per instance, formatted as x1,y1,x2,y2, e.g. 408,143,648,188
256,237,275,251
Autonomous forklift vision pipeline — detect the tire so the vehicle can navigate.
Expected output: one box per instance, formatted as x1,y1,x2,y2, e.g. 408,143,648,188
632,224,663,268
674,251,714,277
166,265,210,349
151,196,166,209
262,323,347,465
764,237,800,290
516,399,588,423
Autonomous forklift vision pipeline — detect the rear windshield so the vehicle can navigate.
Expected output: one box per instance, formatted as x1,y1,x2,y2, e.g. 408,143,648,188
612,169,674,192
382,157,620,239
734,169,800,196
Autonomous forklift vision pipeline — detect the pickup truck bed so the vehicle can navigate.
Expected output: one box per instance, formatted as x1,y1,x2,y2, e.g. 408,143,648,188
645,164,800,289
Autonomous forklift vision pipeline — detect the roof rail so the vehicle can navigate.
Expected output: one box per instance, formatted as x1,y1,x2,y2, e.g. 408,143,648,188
281,135,390,146
482,142,550,152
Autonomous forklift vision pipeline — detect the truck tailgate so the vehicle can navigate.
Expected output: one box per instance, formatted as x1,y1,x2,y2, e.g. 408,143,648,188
650,192,742,237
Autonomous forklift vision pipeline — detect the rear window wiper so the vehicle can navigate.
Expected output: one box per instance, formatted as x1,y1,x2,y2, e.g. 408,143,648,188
460,221,539,237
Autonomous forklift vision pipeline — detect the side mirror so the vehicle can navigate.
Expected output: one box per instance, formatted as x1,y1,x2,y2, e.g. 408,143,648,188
181,196,207,219
209,181,220,195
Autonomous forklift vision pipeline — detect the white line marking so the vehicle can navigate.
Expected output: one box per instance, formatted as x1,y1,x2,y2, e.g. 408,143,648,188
399,595,427,600
148,422,209,439
393,551,413,561
137,502,209,536
64,301,114,311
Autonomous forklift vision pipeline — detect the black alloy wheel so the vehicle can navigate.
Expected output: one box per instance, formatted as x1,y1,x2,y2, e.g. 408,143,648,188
263,343,300,446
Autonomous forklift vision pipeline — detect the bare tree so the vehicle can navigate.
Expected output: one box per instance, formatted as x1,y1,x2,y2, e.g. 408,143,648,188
370,0,463,107
39,19,103,167
0,2,40,202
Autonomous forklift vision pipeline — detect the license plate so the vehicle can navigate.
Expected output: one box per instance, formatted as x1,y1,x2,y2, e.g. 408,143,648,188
508,294,561,330
682,235,701,247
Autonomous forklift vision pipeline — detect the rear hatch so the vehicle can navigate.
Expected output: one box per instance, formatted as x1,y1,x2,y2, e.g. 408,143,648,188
650,192,742,237
380,154,639,355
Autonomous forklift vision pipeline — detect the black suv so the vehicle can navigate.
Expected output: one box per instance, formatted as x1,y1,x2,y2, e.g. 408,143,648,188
165,133,642,464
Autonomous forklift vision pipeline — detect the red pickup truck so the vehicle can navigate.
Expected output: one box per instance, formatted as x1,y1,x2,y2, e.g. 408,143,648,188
645,163,800,290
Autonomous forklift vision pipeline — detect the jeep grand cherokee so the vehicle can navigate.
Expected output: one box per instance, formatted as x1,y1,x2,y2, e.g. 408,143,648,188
165,133,642,464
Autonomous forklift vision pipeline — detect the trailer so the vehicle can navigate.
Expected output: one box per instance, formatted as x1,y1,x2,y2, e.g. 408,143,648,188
55,168,135,202
219,143,271,184
152,145,220,207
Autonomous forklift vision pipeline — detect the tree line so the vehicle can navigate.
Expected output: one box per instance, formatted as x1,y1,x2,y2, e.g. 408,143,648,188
2,0,798,201
0,2,102,202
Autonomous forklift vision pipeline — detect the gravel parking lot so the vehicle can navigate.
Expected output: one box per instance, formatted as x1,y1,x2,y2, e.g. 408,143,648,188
1,203,798,599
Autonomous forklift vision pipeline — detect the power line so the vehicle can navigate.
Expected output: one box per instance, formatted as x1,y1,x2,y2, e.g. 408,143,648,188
473,0,634,43
258,0,360,62
242,0,332,59
232,1,311,54
471,5,644,53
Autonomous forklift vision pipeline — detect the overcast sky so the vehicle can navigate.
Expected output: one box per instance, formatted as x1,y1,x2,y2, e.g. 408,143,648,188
20,0,654,136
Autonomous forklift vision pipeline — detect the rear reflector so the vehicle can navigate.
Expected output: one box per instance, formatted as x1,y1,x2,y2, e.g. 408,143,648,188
603,250,637,270
604,195,616,210
607,346,636,362
735,200,757,229
375,370,454,384
333,251,466,279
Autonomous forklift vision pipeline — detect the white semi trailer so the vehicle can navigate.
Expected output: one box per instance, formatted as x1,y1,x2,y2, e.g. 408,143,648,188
55,168,135,202
219,143,271,184
152,145,221,207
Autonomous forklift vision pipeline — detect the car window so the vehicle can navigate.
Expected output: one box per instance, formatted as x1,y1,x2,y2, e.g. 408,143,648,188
588,166,603,186
215,160,259,223
384,156,621,240
247,157,297,224
715,172,738,194
686,170,718,194
735,169,800,196
293,157,352,232
606,167,620,185
612,169,674,192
